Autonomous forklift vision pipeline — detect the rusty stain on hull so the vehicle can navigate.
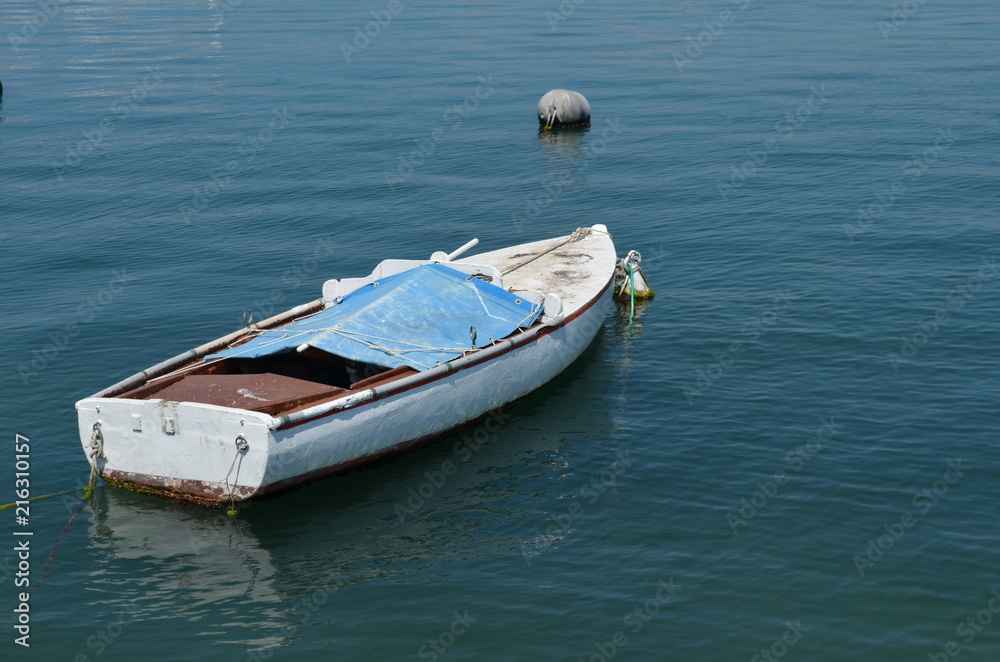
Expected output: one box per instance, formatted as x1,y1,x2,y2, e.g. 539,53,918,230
98,405,516,508
101,469,257,508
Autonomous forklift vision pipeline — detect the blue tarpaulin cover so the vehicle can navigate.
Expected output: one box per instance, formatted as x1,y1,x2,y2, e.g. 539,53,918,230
207,263,542,371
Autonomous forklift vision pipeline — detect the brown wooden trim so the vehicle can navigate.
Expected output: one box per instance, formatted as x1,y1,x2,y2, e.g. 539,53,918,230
349,365,418,390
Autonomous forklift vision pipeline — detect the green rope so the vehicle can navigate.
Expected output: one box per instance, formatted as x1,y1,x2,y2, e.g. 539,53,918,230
627,263,636,327
0,490,75,511
83,466,97,500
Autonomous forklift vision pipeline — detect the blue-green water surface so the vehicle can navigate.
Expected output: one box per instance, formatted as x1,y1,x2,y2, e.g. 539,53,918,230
1,1,999,659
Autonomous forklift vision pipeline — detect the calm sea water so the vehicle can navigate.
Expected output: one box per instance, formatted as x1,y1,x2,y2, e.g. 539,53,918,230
2,0,999,659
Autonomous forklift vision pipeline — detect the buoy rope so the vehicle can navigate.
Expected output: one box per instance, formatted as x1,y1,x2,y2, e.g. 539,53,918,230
35,495,89,596
0,490,74,511
17,478,95,598
627,263,636,327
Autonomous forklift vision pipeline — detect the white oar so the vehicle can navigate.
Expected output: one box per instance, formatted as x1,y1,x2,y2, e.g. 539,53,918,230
430,237,479,262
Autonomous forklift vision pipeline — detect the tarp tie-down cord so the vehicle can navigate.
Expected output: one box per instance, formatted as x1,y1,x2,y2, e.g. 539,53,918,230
215,301,541,370
215,326,458,370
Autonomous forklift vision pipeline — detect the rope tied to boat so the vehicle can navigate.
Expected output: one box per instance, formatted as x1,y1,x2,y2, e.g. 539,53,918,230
223,435,249,515
83,422,104,500
627,261,636,327
501,227,598,276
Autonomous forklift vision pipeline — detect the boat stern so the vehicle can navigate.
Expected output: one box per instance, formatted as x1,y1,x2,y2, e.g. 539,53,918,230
76,397,274,506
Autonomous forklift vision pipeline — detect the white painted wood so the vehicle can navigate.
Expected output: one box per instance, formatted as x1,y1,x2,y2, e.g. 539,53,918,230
76,398,272,500
264,283,611,489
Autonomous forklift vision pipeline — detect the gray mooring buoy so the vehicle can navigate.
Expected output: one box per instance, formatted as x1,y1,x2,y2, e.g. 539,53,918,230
537,89,590,130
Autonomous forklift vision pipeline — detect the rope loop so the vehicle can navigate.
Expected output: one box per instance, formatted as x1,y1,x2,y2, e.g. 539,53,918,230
223,435,250,513
627,263,636,327
84,423,104,500
89,422,105,459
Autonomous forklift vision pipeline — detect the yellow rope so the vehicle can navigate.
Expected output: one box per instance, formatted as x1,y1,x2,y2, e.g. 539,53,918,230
0,490,75,511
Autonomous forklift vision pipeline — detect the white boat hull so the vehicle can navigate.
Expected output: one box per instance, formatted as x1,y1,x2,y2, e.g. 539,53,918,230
263,281,611,493
76,226,618,506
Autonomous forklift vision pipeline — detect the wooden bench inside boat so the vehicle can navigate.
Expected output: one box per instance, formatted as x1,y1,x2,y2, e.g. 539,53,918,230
149,373,346,417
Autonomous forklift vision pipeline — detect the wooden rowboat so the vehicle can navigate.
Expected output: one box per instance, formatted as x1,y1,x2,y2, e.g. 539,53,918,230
76,225,621,507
